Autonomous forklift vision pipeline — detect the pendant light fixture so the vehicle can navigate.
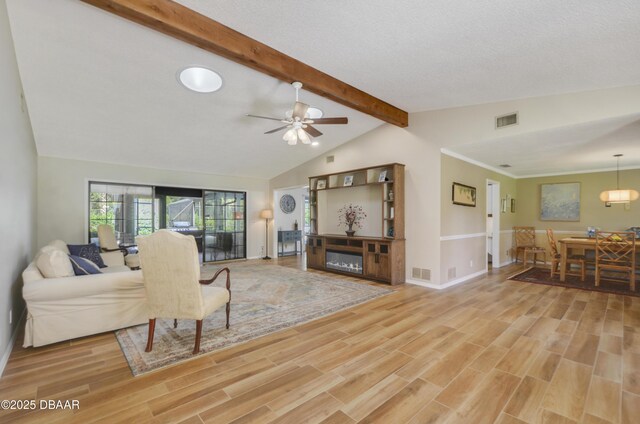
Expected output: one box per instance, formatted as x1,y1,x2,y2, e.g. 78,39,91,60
599,154,639,203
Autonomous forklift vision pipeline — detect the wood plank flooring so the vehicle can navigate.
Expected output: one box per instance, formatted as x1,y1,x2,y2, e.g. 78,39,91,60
1,257,639,423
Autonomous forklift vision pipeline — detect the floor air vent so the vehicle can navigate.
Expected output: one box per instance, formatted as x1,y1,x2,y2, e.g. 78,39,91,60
496,112,518,129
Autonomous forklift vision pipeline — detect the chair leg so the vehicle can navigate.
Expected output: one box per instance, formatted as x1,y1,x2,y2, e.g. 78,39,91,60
145,318,156,353
193,319,203,354
595,268,600,287
580,262,586,282
226,302,230,329
174,319,178,328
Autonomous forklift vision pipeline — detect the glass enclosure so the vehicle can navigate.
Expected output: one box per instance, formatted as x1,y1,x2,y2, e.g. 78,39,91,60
88,182,246,262
88,182,153,245
203,191,246,261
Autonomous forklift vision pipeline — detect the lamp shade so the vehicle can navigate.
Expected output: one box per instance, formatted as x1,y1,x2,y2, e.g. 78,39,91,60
260,209,273,219
599,189,639,203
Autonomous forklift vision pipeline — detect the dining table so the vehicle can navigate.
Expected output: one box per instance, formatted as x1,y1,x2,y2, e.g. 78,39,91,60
558,236,639,282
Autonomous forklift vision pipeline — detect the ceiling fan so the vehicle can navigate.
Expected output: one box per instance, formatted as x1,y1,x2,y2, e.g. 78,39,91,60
247,82,348,145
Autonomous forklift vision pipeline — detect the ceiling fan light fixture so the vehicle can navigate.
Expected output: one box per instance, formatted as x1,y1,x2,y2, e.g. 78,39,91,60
311,141,320,147
283,129,297,145
178,66,222,93
297,128,311,144
599,154,638,203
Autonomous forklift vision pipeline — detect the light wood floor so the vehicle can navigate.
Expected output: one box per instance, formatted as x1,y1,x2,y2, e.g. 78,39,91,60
1,257,639,424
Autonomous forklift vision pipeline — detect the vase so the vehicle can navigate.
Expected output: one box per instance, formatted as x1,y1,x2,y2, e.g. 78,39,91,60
346,224,355,237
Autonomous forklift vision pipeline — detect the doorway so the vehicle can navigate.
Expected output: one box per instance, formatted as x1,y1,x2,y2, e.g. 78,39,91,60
486,180,501,268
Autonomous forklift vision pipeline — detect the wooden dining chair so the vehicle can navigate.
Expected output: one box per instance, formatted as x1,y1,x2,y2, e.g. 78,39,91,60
547,229,586,281
595,231,636,291
514,226,543,264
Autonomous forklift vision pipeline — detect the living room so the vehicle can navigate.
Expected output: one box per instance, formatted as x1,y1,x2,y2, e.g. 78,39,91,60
2,1,640,423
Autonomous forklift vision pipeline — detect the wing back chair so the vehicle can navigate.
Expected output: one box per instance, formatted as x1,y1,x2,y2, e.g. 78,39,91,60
136,230,231,354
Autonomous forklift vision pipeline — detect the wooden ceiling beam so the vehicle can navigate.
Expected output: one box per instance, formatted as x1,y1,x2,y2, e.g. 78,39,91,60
80,0,409,127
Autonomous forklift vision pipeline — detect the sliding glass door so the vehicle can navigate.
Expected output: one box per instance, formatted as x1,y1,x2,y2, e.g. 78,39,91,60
88,182,153,245
88,183,246,263
203,190,246,262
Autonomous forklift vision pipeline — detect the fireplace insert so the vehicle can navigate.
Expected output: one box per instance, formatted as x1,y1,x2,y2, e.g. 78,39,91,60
326,250,363,275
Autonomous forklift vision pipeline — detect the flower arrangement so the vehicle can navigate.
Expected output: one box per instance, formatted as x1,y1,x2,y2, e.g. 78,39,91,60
338,204,367,235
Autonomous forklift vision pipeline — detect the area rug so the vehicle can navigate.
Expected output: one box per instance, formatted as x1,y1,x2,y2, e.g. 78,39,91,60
116,262,391,376
509,266,638,297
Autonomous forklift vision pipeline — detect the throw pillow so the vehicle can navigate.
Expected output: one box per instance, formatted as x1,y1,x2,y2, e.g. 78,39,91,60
68,255,102,276
67,243,106,268
36,246,75,278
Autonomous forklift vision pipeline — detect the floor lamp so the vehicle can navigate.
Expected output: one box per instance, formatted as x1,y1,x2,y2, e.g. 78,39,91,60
260,209,273,259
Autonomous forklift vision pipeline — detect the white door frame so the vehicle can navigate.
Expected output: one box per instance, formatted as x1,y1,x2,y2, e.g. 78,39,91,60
486,179,502,268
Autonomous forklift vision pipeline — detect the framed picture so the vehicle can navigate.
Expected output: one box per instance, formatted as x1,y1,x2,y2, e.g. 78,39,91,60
316,179,326,190
540,182,580,221
511,198,516,213
343,175,353,186
452,182,476,207
378,170,387,182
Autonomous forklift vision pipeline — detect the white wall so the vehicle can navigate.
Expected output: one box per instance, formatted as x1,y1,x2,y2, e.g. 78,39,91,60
270,124,443,285
0,0,37,373
272,186,306,256
37,157,269,259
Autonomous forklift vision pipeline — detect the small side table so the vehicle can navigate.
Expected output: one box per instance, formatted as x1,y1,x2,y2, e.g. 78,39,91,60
523,247,546,268
277,230,302,257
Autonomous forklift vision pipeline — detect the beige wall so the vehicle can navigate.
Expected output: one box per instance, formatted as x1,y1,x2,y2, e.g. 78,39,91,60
37,157,270,259
440,154,518,281
516,169,640,259
517,169,640,232
0,0,37,371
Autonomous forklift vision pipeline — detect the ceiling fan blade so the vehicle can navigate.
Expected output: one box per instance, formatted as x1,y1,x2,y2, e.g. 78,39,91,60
304,125,323,138
292,102,309,119
246,114,285,122
264,125,290,134
312,117,348,125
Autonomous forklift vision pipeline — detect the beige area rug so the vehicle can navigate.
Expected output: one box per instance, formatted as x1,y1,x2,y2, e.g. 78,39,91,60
116,262,391,376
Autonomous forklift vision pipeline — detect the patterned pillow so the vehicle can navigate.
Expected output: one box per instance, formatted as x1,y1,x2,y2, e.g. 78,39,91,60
68,255,102,276
67,243,106,268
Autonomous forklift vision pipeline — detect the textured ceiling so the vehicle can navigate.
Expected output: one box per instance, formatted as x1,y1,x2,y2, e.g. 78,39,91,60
6,0,640,179
179,0,640,112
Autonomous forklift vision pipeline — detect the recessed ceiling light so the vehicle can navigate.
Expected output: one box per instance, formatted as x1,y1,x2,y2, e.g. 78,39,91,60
307,107,323,119
178,66,222,93
311,141,320,146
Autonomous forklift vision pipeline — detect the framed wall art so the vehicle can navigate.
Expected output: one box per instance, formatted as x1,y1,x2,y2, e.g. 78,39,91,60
540,182,580,221
452,182,476,207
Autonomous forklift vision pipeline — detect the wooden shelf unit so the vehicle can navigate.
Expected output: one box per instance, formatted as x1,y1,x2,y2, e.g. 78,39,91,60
307,163,405,285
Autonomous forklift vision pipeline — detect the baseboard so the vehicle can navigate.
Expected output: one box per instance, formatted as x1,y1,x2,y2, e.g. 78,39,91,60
0,310,25,378
406,268,488,290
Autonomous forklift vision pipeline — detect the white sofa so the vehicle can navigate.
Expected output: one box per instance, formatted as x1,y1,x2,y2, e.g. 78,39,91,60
22,240,147,347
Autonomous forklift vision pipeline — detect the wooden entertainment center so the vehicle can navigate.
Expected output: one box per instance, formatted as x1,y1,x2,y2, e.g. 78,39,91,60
307,163,405,285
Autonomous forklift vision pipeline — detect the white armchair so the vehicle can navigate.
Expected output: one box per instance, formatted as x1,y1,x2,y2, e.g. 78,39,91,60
97,224,141,269
136,230,231,354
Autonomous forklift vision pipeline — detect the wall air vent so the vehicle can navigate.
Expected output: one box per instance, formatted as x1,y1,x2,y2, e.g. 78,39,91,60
499,164,512,168
326,155,335,163
496,112,518,129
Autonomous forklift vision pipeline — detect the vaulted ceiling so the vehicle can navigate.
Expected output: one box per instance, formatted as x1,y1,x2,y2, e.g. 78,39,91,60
6,0,640,178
